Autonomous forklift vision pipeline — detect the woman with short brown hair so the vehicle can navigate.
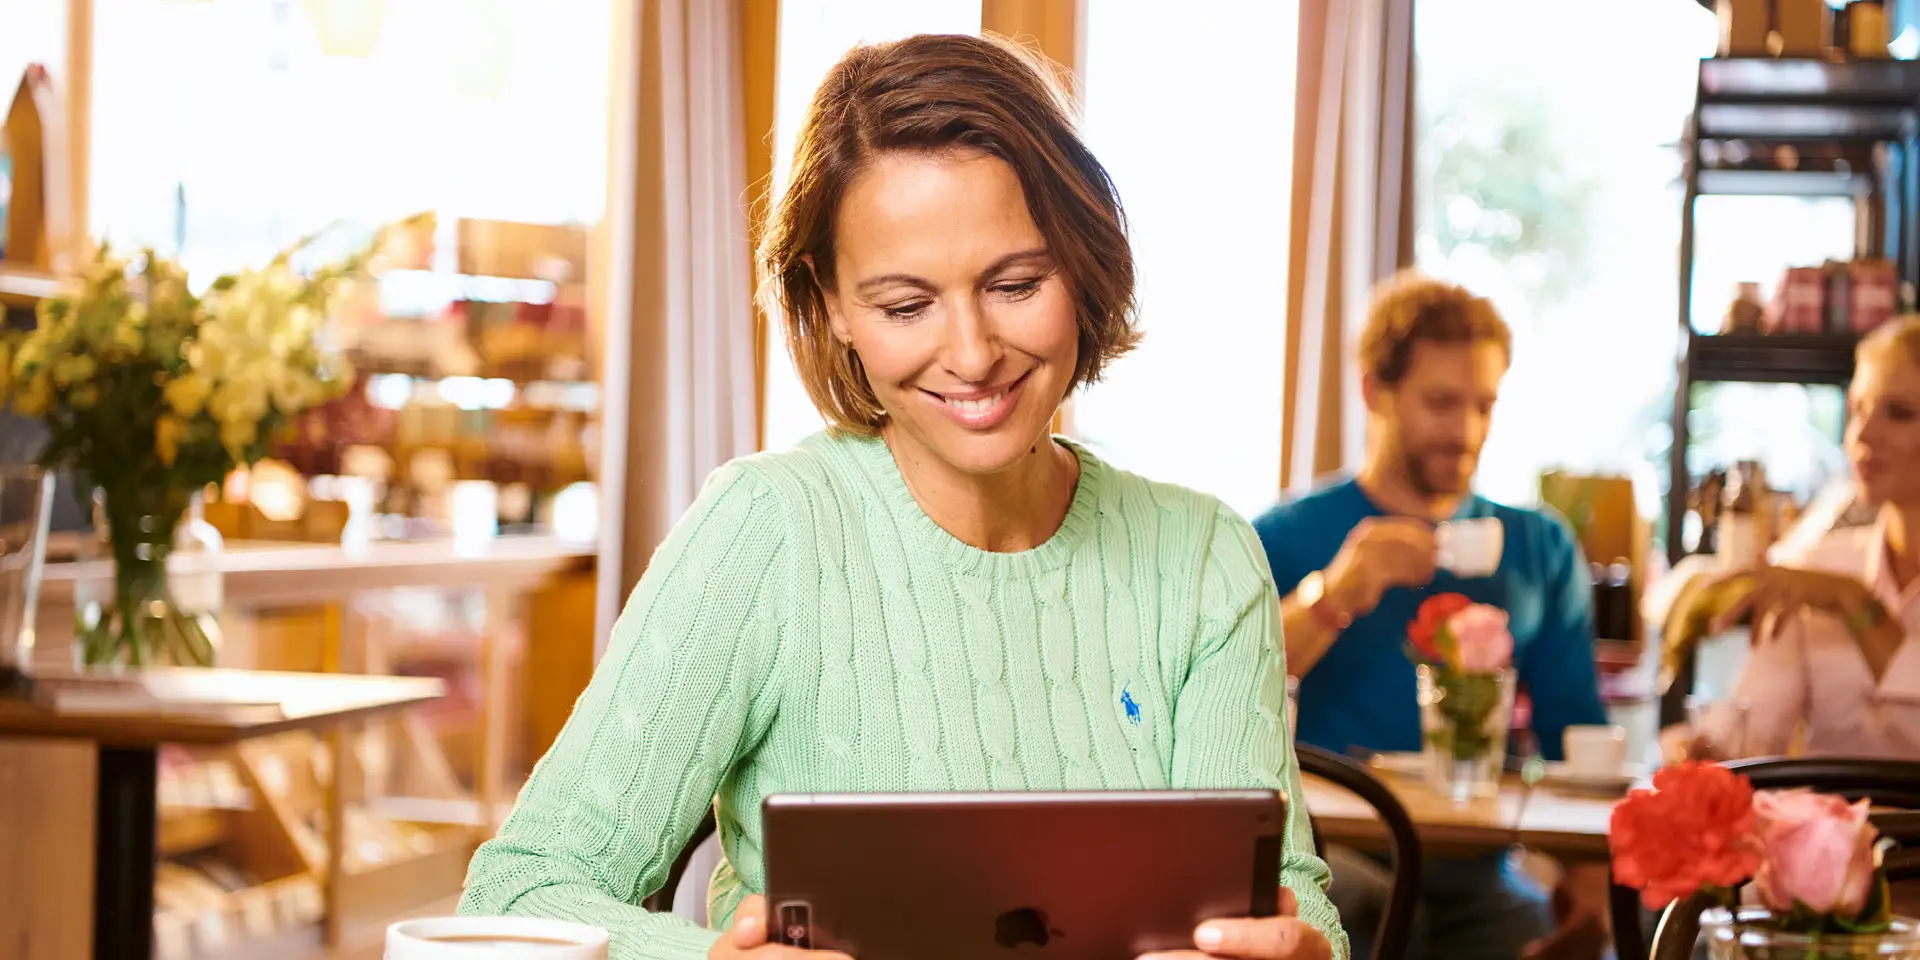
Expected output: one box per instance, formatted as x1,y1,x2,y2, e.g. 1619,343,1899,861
766,32,1141,434
462,33,1344,960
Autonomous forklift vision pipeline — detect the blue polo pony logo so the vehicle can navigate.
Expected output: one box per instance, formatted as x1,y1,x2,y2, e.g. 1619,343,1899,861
1120,684,1141,726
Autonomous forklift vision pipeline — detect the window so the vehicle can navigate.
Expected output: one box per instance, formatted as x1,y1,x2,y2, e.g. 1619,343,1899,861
1070,0,1299,519
1415,0,1719,507
84,0,612,531
1688,382,1848,503
0,2,64,110
89,0,609,280
760,0,983,452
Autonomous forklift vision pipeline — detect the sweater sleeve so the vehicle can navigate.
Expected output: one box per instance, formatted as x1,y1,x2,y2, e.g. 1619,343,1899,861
1171,507,1350,960
459,462,789,960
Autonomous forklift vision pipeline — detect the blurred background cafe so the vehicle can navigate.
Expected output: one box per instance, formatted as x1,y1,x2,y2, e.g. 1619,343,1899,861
4,0,1920,958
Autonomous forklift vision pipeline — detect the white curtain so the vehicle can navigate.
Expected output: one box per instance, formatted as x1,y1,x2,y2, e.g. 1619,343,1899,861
597,0,761,650
1282,0,1414,491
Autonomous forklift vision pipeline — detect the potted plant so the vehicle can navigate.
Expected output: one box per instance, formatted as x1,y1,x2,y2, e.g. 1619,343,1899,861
1407,592,1517,801
1611,760,1919,958
0,226,392,667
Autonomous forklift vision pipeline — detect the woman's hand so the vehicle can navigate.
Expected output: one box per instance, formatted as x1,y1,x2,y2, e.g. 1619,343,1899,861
709,896,854,960
1137,888,1333,960
1658,722,1721,766
1709,566,1879,635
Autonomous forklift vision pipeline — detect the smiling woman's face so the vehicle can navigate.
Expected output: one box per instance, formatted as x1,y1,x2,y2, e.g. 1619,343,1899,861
821,150,1078,477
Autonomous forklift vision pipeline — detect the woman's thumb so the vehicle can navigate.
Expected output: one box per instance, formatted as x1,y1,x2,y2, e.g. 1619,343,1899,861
732,895,770,948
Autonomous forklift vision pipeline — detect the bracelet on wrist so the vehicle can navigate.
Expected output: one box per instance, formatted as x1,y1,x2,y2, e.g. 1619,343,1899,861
1844,597,1892,638
1298,570,1355,631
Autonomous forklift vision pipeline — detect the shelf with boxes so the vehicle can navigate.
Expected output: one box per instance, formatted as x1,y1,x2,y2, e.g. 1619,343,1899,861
1711,1,1901,64
237,215,604,551
1666,29,1920,723
1671,52,1920,569
1686,331,1861,384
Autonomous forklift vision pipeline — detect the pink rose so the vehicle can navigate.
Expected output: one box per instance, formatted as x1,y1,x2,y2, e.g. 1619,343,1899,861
1750,789,1880,917
1447,604,1513,673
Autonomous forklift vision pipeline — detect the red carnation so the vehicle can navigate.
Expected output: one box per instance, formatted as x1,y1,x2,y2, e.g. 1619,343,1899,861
1408,593,1472,663
1610,761,1763,910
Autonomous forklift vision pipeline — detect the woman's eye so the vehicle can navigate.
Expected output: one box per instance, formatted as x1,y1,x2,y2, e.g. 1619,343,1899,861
992,279,1042,300
880,301,930,321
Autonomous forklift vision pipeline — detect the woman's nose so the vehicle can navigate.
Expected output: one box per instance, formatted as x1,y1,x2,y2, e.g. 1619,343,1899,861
941,300,1002,383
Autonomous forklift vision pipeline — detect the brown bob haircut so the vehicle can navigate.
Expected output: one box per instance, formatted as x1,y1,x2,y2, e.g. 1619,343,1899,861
1358,270,1512,387
759,32,1140,435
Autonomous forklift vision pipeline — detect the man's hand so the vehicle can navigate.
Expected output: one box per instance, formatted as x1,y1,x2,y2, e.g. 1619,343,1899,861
1323,517,1438,617
1521,863,1611,960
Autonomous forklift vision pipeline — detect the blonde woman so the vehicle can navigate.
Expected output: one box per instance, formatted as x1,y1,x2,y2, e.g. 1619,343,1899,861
1668,318,1920,761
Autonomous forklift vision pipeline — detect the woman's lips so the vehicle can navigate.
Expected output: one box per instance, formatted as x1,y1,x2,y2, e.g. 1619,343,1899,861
925,373,1028,430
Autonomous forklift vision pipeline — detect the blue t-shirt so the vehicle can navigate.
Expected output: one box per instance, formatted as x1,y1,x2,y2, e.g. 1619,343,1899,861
1252,478,1607,763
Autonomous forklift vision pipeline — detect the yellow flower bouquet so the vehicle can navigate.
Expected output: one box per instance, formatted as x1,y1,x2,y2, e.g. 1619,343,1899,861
0,224,398,666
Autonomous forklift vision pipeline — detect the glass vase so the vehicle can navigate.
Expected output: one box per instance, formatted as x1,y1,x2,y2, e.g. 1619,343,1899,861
1418,665,1515,802
74,490,221,669
0,466,53,695
1702,908,1920,959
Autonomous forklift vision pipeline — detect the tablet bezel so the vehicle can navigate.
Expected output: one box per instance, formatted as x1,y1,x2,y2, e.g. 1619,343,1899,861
762,789,1287,958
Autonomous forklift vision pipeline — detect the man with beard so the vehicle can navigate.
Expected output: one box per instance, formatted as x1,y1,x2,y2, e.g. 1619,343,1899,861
1253,272,1609,960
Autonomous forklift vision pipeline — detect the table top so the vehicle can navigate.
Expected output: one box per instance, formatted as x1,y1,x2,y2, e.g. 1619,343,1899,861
1302,767,1620,862
38,535,596,608
0,668,444,746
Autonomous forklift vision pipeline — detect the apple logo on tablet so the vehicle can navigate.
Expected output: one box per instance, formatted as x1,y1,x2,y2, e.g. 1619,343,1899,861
994,907,1052,948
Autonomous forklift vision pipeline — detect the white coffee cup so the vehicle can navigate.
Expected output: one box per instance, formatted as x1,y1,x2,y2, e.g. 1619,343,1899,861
1562,724,1630,779
386,916,610,959
1435,517,1504,578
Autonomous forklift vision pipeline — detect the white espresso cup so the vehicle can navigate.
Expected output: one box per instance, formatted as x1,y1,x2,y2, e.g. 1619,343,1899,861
1435,517,1504,578
386,916,610,959
1561,724,1630,779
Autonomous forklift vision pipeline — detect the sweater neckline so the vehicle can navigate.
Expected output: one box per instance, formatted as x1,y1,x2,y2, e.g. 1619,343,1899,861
845,430,1101,576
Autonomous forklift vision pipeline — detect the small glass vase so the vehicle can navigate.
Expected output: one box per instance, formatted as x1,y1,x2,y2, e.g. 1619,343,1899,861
1417,664,1515,802
74,492,222,669
1702,907,1920,959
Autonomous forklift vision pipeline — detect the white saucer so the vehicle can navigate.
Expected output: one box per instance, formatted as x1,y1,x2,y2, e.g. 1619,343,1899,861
1542,761,1647,793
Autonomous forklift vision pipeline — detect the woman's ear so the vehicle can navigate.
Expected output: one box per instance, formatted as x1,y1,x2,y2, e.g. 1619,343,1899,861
805,254,853,346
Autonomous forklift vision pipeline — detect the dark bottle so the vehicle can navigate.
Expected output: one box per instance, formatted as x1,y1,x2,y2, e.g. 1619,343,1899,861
1606,560,1634,642
1692,469,1727,556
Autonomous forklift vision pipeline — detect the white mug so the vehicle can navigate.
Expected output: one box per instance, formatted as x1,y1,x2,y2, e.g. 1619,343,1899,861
1561,724,1630,779
386,916,610,959
1435,518,1504,578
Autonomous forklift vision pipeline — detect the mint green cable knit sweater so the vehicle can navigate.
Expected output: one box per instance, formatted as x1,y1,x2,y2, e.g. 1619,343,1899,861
459,431,1347,960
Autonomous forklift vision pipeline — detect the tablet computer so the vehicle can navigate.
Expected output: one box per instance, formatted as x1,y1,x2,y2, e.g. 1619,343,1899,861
762,789,1286,960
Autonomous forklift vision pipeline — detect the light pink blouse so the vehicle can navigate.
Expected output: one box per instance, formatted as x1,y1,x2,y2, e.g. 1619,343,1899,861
1701,519,1920,759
